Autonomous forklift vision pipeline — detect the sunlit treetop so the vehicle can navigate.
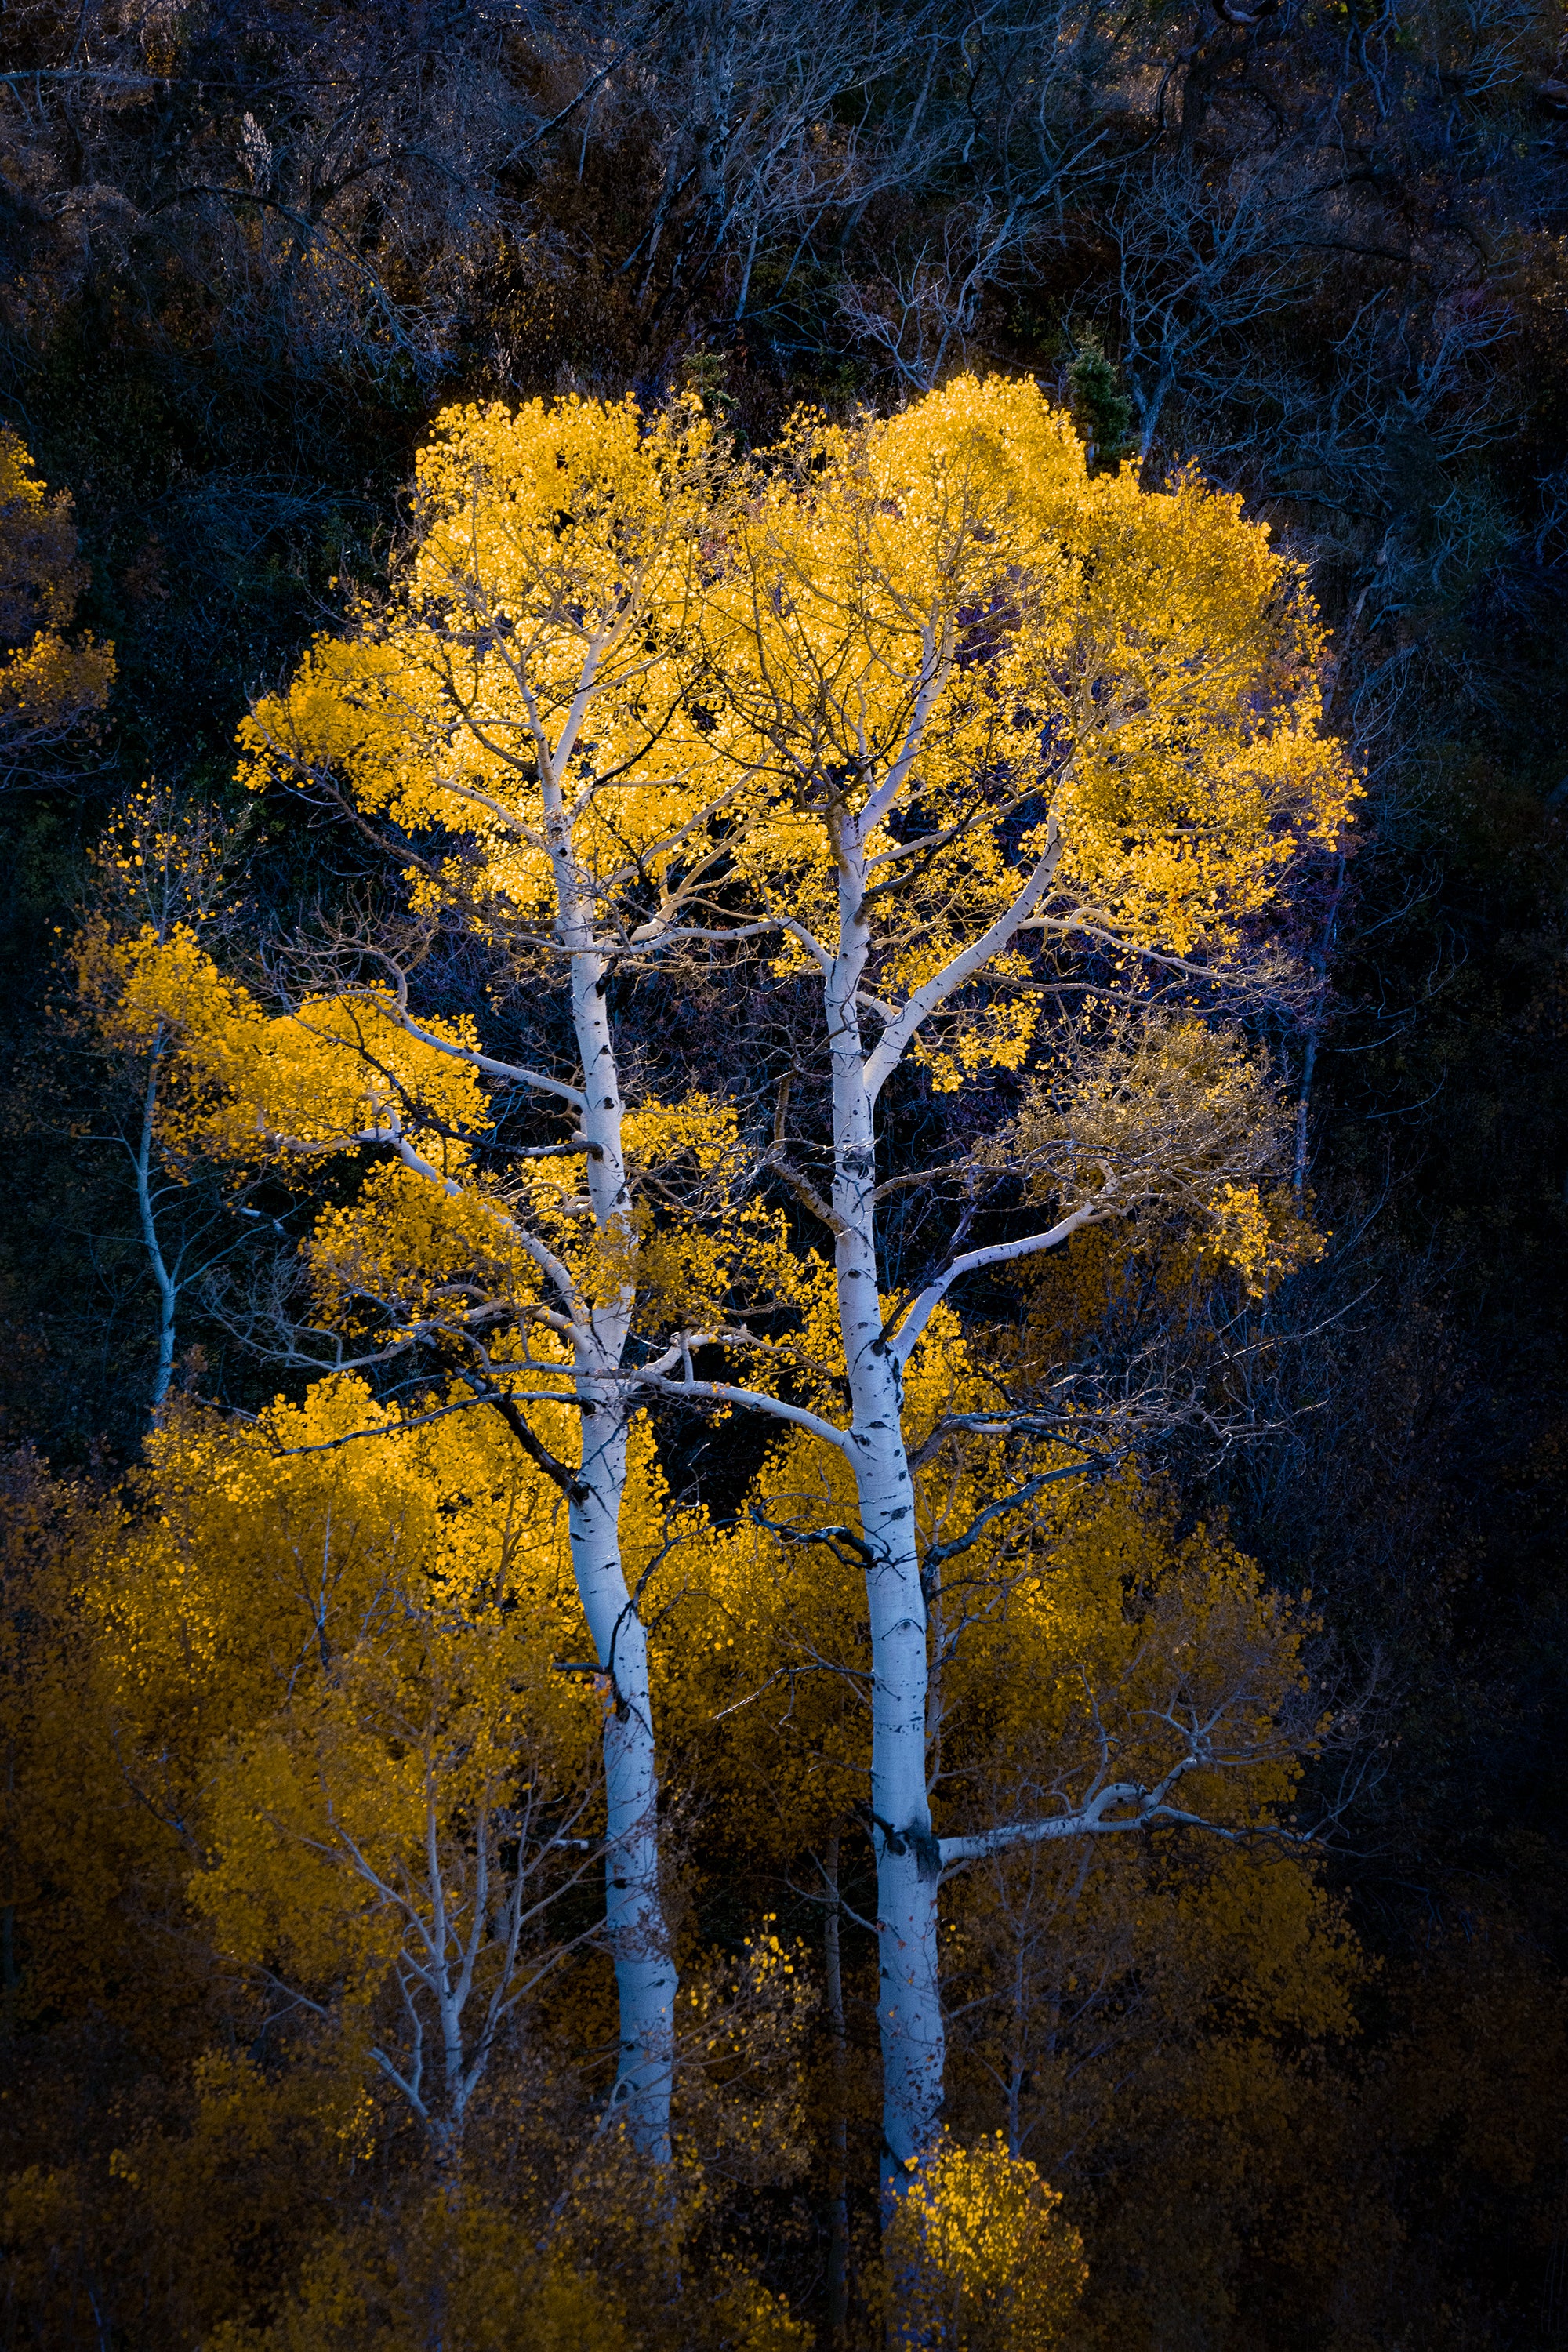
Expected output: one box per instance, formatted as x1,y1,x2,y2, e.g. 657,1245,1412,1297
709,373,1353,977
235,392,750,947
85,379,1355,1428
234,376,1352,989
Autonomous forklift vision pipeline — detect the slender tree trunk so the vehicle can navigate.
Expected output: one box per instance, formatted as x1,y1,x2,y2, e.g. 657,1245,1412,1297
824,1827,851,2336
828,866,944,2202
1135,366,1176,464
732,210,760,325
571,1385,673,2158
426,2153,461,2352
134,1036,177,1413
557,853,675,2161
848,1353,943,2202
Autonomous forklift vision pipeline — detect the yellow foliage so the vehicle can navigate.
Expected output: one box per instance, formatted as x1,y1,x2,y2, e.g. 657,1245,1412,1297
81,920,491,1170
122,372,1349,1269
307,1160,541,1335
236,390,742,928
1009,1011,1288,1231
100,1383,611,2079
647,1315,1327,1901
89,378,1352,1440
1204,1180,1326,1294
881,2130,1086,2352
0,426,114,764
25,383,1372,2347
202,2192,639,2352
707,374,1353,985
0,1365,1370,2349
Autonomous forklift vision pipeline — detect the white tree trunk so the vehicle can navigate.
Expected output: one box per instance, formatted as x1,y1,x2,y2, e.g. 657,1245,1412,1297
557,842,674,2161
568,1385,673,2160
827,859,945,2199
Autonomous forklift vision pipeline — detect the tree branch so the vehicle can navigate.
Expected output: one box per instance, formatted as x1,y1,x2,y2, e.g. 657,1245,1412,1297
889,1196,1112,1366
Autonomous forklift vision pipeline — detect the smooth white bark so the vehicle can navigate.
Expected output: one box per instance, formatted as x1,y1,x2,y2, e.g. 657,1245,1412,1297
826,821,947,2198
542,734,675,2161
567,1380,672,2157
775,727,1076,2195
350,657,679,2158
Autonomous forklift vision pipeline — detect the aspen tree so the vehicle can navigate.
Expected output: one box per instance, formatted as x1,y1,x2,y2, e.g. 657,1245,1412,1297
637,375,1354,2191
103,1380,609,2175
97,393,758,2162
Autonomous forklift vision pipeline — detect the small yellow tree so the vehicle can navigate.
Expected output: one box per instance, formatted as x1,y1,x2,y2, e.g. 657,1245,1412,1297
881,2131,1086,2351
0,427,114,781
65,789,272,1412
103,1379,609,2174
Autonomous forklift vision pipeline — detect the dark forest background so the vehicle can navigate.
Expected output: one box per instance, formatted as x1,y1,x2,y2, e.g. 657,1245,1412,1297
1,2,1566,2345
